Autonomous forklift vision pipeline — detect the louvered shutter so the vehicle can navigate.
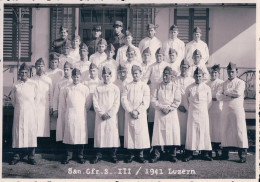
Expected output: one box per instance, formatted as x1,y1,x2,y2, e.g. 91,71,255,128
3,7,32,62
130,8,154,46
50,8,75,47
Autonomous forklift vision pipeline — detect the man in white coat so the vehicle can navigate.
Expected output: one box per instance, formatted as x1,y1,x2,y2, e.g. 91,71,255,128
168,48,180,75
60,68,91,164
182,67,213,162
69,34,81,63
206,64,224,159
10,63,38,165
185,26,209,65
121,65,150,163
89,39,107,68
150,66,182,163
139,24,162,65
216,62,248,163
91,66,120,164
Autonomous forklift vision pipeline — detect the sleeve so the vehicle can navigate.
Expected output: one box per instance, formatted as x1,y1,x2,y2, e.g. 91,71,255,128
151,87,163,110
49,80,54,110
225,80,245,98
93,87,105,116
216,82,232,101
107,86,120,116
59,87,67,113
207,86,212,109
182,86,190,110
10,85,16,106
141,65,152,83
85,87,92,111
136,84,150,113
52,82,59,111
170,87,182,110
121,85,133,113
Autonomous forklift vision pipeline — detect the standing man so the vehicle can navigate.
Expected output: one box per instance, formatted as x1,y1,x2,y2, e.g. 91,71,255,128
185,27,209,65
182,67,212,162
109,20,125,59
89,39,107,68
91,67,120,164
59,41,74,70
51,26,71,54
216,62,248,163
87,25,105,58
9,63,38,165
141,47,152,75
163,24,185,65
139,24,162,65
121,65,151,163
150,66,182,163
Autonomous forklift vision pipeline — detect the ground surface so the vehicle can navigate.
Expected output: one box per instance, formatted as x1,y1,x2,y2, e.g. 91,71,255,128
2,151,256,179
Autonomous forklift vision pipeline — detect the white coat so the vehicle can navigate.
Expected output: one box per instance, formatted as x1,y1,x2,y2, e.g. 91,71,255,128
93,82,120,148
46,68,64,130
183,82,212,150
121,81,150,149
61,83,91,144
173,75,195,145
32,74,53,137
116,45,142,65
83,77,101,138
185,40,209,65
206,78,224,143
151,82,182,146
216,77,248,148
98,59,118,83
139,36,162,64
89,52,107,67
11,80,38,148
53,78,72,141
68,48,80,64
74,60,91,82
163,38,185,65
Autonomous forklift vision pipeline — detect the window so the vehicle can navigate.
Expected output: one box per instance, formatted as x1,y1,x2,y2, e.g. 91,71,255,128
50,8,76,48
174,8,209,44
3,7,32,62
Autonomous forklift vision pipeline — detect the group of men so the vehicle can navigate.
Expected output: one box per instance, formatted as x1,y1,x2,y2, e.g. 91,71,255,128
9,20,248,166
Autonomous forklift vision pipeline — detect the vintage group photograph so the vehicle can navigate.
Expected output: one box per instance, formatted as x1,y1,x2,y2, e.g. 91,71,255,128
1,1,257,180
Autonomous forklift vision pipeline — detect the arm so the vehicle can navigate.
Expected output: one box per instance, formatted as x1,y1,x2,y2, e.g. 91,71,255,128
93,87,105,116
85,87,92,111
216,82,232,101
207,86,212,109
136,84,150,114
52,82,60,111
182,86,190,111
151,87,164,110
49,80,54,110
121,85,133,113
107,86,120,117
169,87,182,110
225,80,245,98
10,85,16,107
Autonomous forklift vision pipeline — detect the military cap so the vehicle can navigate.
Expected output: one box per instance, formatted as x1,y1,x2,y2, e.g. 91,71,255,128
125,30,132,37
113,20,123,27
93,25,102,31
72,34,81,40
72,68,81,76
106,43,115,52
227,62,237,70
142,47,151,55
211,64,220,72
49,52,60,61
19,63,30,71
127,46,136,53
193,26,202,33
180,59,190,67
97,39,107,46
169,48,178,55
131,65,142,72
80,43,88,50
64,61,73,69
155,47,164,55
118,64,127,71
102,66,112,75
194,67,203,75
146,23,159,30
89,63,98,70
35,58,45,66
64,41,72,48
193,49,202,56
169,24,178,31
59,26,68,33
163,66,173,75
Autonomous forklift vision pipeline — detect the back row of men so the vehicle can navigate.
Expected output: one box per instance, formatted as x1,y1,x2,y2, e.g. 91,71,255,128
9,21,248,166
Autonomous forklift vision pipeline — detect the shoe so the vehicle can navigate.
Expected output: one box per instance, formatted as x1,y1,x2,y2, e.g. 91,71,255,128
111,157,119,164
182,155,193,162
202,155,213,161
124,156,134,163
77,158,86,164
9,159,19,165
28,159,36,165
137,157,148,163
90,156,100,164
61,158,71,164
239,157,246,163
169,156,178,163
149,156,159,163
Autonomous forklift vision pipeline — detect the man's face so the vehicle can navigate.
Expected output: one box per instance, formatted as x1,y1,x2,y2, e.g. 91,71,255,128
169,30,178,39
35,64,45,75
60,30,68,39
80,48,88,60
132,70,141,82
169,53,177,63
210,70,219,81
20,69,28,81
64,67,71,78
119,70,127,80
114,26,123,35
125,35,133,45
102,73,112,84
142,53,151,64
156,53,164,63
227,69,237,80
163,72,171,84
106,50,115,59
63,47,71,56
72,39,81,49
147,28,156,38
126,51,136,62
50,59,59,69
93,30,102,38
180,65,189,76
193,55,201,65
98,44,106,53
72,74,81,84
89,68,98,78
194,32,201,41
194,73,203,84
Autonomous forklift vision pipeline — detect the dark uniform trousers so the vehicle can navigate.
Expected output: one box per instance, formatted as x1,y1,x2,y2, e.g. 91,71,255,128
151,145,177,158
12,147,35,160
65,144,84,160
94,148,117,158
222,147,247,159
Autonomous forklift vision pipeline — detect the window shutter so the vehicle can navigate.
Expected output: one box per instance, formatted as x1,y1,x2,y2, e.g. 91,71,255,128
50,8,75,47
130,8,154,47
3,7,32,62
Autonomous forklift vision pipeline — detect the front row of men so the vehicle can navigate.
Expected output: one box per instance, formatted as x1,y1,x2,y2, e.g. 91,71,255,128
9,52,248,165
